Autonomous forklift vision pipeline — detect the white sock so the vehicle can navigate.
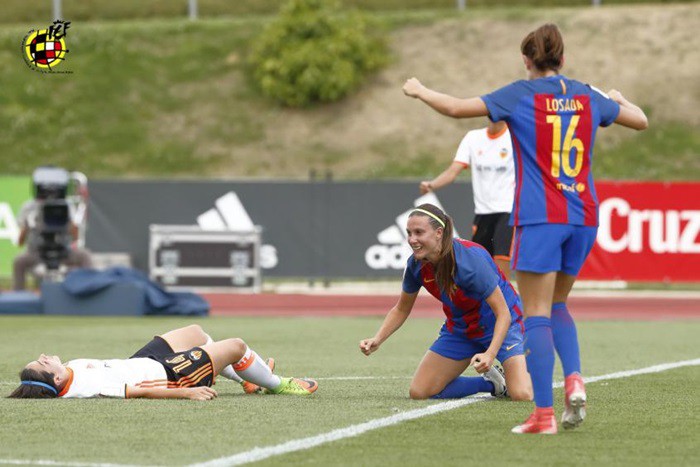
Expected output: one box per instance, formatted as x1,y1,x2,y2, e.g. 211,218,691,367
204,333,243,383
219,365,244,383
233,346,281,389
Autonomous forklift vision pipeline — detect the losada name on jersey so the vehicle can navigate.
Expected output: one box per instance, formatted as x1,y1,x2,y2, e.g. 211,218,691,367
545,98,585,112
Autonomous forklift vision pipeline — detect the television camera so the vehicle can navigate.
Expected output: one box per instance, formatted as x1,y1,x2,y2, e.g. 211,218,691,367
32,167,88,274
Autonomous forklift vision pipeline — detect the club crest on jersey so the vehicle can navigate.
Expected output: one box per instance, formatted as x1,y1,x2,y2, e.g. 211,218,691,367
499,148,508,159
189,350,202,361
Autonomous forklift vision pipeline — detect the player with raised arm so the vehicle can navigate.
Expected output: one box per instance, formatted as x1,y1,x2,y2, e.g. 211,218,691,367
403,24,647,433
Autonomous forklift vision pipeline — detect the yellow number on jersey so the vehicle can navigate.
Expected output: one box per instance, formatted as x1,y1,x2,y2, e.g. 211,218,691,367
546,115,584,178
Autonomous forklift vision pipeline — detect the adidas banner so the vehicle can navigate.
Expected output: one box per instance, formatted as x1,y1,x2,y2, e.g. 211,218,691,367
87,180,700,282
86,180,476,279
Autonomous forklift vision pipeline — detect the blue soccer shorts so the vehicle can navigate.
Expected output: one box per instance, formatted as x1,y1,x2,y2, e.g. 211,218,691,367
511,223,598,276
429,319,525,364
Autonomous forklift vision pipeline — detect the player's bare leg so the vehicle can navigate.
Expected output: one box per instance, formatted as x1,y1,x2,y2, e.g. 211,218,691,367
495,258,512,282
202,339,317,396
409,351,470,399
501,355,533,401
160,324,208,351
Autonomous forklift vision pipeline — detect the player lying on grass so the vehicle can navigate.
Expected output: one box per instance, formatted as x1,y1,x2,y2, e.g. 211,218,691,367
360,203,532,402
8,324,317,399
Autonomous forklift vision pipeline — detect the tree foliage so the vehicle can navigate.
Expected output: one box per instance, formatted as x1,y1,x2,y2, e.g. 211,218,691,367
248,0,389,107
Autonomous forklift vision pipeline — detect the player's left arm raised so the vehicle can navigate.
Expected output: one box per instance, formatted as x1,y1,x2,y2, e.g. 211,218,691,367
403,78,489,119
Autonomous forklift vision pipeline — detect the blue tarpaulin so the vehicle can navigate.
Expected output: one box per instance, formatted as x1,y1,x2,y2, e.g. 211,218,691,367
61,267,209,316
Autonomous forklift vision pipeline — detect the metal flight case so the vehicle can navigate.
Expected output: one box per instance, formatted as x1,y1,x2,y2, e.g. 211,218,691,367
149,225,262,292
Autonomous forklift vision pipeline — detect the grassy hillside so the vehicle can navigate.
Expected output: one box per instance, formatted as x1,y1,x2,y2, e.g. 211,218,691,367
3,1,696,24
0,4,698,180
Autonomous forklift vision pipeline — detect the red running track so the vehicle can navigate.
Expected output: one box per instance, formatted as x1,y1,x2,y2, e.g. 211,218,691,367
204,293,700,321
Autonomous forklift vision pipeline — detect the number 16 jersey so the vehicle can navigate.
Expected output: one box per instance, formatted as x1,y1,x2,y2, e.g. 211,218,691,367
481,75,620,227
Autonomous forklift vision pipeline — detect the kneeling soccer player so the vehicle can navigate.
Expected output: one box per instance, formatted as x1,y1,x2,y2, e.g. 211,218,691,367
8,324,317,399
360,204,533,403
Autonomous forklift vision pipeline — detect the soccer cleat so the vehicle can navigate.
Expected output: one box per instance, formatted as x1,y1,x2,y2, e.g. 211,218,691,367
241,358,275,394
267,377,318,396
511,407,558,434
562,373,587,429
483,365,508,398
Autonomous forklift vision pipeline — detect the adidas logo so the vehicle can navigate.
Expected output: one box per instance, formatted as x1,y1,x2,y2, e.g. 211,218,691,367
197,191,278,269
364,193,459,270
0,203,20,246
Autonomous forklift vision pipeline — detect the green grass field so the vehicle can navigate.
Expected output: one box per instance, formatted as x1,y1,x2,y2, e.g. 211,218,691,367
1,315,698,466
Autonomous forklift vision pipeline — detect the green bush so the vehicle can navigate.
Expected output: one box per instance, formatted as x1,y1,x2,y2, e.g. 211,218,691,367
248,0,389,107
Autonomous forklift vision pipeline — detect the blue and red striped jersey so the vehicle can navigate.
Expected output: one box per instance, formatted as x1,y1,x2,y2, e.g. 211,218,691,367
481,75,620,226
402,239,522,340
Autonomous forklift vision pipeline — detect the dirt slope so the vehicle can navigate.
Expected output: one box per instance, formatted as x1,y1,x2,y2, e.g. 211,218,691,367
214,4,700,178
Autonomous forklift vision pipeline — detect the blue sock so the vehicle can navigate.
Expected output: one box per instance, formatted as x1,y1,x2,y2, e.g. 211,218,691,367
430,376,493,399
524,316,555,408
551,302,582,377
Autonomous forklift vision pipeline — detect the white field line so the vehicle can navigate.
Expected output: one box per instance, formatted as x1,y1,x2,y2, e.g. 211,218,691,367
191,358,700,467
316,376,411,381
0,462,147,467
2,358,699,467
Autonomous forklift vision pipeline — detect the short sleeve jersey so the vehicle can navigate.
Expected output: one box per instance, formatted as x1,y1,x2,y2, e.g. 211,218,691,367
58,358,168,398
454,127,515,214
402,238,521,340
481,76,620,226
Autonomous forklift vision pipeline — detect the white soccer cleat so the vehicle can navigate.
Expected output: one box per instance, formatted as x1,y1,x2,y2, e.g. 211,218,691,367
562,373,587,429
483,364,508,398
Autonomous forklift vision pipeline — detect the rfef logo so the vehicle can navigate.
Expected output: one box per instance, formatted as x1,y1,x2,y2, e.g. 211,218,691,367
22,20,72,73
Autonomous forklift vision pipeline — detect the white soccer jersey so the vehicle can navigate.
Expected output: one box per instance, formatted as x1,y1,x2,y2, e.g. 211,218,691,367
454,127,515,214
58,358,168,399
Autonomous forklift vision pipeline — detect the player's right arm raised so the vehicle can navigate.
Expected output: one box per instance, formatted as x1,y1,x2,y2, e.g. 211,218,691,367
403,78,489,119
420,161,465,194
360,291,418,355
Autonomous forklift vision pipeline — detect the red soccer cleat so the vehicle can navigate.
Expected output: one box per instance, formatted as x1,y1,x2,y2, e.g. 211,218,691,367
511,407,558,434
562,373,587,429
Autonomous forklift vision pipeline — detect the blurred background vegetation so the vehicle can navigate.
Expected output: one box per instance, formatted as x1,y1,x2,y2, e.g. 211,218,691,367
3,0,697,23
0,0,698,180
